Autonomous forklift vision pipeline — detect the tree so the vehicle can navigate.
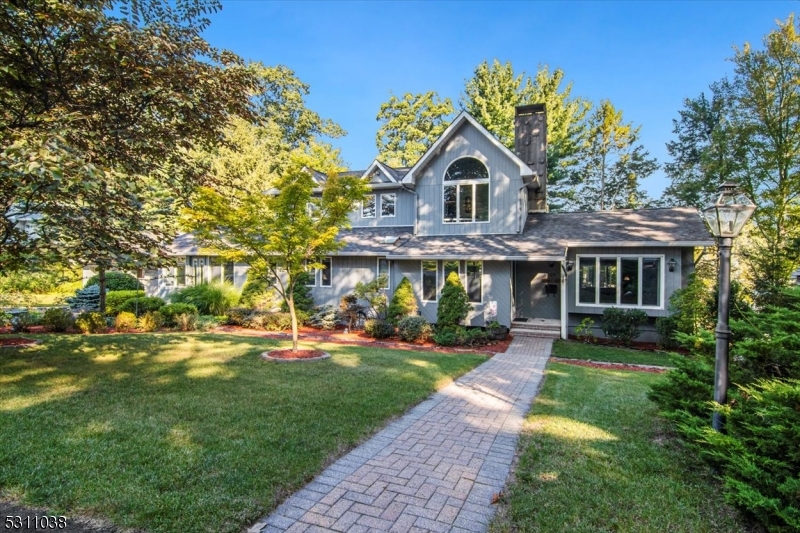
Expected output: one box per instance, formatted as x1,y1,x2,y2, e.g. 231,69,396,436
460,60,590,210
375,92,454,167
437,272,471,329
573,100,656,211
182,158,368,351
387,276,417,325
0,0,256,311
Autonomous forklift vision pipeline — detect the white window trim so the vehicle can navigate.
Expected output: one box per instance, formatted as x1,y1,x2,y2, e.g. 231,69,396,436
379,193,396,218
361,195,376,218
465,260,483,304
377,257,390,289
304,260,317,287
421,260,438,303
320,257,332,287
575,254,666,310
442,156,491,225
441,260,463,298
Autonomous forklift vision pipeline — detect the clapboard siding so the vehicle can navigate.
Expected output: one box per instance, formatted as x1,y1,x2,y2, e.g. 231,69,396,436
415,121,523,236
565,246,693,318
349,188,415,227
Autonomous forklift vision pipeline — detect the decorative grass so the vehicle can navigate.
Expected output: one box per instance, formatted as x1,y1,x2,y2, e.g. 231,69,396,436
490,363,750,533
0,333,485,533
552,339,674,366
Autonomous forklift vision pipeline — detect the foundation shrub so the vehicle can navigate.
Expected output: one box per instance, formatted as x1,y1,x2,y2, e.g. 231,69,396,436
114,312,138,332
364,319,394,339
397,316,432,343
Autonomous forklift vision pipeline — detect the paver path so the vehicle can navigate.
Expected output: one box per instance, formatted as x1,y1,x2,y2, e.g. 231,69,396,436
249,336,552,533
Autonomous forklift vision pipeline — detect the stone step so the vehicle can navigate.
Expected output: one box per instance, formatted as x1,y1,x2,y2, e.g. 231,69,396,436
511,327,561,339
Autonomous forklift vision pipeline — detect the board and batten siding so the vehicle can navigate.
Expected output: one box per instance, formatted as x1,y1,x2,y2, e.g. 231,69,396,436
349,188,415,227
414,122,523,236
395,259,512,327
310,255,383,308
565,246,694,318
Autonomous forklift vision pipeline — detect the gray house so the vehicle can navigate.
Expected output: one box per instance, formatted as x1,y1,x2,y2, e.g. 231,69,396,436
120,105,713,340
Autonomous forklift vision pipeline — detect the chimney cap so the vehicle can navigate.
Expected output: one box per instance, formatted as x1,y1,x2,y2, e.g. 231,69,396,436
516,104,545,116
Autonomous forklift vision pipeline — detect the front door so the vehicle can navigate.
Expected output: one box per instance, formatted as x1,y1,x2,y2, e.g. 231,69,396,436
514,262,561,320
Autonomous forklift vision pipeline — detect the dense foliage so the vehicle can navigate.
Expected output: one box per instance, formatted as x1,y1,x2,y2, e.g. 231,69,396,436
387,277,417,325
160,303,199,328
364,319,394,339
600,307,648,345
75,311,106,334
85,272,143,292
104,290,146,315
117,297,166,317
41,308,74,333
396,316,432,343
437,272,470,330
170,282,239,316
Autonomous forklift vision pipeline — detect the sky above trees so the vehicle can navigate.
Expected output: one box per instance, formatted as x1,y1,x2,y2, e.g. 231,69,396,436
201,0,796,197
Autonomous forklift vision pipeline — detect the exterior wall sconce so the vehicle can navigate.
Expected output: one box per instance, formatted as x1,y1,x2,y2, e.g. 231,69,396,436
668,258,676,272
565,260,574,272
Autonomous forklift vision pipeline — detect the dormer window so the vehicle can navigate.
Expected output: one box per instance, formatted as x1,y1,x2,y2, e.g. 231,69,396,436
443,157,489,223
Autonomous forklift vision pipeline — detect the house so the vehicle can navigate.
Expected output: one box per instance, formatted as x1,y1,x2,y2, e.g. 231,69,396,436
113,104,713,341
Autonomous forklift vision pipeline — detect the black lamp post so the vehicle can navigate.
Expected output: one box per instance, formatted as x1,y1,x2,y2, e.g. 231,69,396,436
701,182,756,432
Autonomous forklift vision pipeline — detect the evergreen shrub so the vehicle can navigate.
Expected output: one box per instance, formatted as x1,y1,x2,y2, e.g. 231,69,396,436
42,308,74,332
85,271,143,291
437,272,470,329
364,319,394,339
160,303,199,327
137,311,163,332
601,307,648,345
118,297,165,317
76,311,106,333
114,312,138,332
387,277,417,325
397,316,431,342
105,290,146,315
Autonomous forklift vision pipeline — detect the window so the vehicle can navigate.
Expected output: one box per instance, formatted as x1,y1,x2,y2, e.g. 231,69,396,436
377,258,389,289
466,261,482,303
380,194,396,217
443,260,460,285
176,262,186,286
576,256,663,308
320,257,332,287
304,260,316,286
191,258,206,285
361,195,376,218
422,260,437,302
443,157,489,223
224,261,234,284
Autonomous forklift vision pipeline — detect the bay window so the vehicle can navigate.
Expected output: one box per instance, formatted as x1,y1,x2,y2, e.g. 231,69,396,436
577,256,663,308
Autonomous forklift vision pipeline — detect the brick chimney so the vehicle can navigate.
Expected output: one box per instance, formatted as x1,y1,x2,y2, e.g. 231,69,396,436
514,104,547,212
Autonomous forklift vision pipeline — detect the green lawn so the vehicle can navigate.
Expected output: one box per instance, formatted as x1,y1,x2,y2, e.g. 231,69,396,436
0,333,486,533
552,339,675,366
490,362,750,533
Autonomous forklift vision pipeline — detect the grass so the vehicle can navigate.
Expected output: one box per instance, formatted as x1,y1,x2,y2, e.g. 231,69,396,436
0,333,486,533
490,362,751,533
552,339,675,366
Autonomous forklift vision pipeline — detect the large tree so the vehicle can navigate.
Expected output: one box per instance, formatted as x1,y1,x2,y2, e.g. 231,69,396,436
460,60,590,210
573,100,656,211
375,92,454,167
0,0,256,309
182,157,368,351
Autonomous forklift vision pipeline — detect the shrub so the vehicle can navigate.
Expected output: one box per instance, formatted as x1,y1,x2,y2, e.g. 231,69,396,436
668,273,713,336
174,313,198,332
246,311,292,331
432,326,464,347
114,311,138,332
338,295,365,330
160,303,199,327
655,315,680,349
14,311,42,333
226,307,253,326
105,290,146,315
239,274,276,309
76,311,106,333
118,296,165,317
280,272,314,315
437,272,470,329
137,311,163,332
85,271,143,291
354,275,388,318
66,284,102,311
171,282,240,316
42,308,75,332
397,316,432,342
575,317,596,343
601,307,648,345
195,315,220,331
364,319,394,339
387,277,418,325
308,305,339,331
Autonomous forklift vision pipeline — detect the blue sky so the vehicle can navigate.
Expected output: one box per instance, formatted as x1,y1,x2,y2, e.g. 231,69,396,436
202,1,797,198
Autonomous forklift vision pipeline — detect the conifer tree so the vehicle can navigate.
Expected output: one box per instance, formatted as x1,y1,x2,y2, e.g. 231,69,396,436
437,272,470,329
387,277,418,325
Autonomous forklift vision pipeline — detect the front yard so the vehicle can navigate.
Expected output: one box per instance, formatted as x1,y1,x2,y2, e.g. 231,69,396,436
0,333,486,533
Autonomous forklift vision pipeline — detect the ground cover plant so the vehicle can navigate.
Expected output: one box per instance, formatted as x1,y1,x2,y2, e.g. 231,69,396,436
491,362,750,533
0,333,485,533
552,339,674,367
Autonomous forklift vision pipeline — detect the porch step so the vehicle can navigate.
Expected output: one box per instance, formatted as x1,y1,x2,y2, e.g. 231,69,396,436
511,319,561,339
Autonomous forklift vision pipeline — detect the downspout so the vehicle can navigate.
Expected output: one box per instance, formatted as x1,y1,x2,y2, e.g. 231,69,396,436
517,184,527,233
401,183,419,235
560,246,570,340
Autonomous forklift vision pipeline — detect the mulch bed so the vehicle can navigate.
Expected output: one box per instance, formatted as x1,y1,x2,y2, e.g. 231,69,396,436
266,349,327,360
551,357,669,374
0,336,39,348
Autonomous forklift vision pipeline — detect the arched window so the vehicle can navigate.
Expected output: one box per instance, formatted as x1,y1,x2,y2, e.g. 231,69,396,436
443,157,489,223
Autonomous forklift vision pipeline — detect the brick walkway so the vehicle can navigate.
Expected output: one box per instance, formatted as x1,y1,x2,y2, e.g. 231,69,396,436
249,336,552,533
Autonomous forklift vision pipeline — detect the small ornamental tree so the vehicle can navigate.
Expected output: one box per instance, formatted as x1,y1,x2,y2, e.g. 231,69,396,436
387,276,417,325
354,274,388,318
437,272,471,329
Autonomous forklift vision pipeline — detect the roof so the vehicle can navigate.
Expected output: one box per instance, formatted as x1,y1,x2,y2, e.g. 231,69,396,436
336,226,415,255
382,207,712,260
168,233,203,255
401,111,535,185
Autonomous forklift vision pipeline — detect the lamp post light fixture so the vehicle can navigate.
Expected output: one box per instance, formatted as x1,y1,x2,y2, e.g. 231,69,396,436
701,182,756,432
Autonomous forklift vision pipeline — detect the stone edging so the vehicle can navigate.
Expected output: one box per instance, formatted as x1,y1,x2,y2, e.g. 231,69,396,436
551,356,672,371
260,351,331,363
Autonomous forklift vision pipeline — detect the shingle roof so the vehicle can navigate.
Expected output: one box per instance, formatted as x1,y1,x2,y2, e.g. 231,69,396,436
336,226,415,255
168,232,202,255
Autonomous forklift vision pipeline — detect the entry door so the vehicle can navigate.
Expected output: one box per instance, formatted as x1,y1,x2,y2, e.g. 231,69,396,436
515,262,560,319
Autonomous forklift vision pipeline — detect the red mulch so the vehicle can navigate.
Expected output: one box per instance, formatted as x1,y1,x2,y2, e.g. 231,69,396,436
215,325,510,355
0,336,38,347
551,357,668,373
266,349,327,360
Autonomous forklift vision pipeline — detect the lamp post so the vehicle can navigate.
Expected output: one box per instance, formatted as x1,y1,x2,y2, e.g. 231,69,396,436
701,182,756,432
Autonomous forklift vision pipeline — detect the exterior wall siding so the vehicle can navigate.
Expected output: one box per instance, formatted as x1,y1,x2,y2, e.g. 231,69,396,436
414,122,524,236
565,246,693,319
309,256,383,309
349,188,415,227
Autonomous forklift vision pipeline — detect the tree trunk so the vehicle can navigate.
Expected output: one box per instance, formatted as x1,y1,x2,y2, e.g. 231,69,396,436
287,285,299,352
98,265,106,313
